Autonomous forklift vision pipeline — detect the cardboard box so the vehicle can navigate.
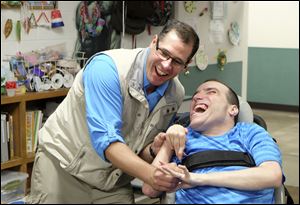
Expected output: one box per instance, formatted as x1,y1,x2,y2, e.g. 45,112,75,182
1,171,28,203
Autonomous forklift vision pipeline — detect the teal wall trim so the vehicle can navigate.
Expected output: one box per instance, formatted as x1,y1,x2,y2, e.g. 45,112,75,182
247,47,299,106
179,62,243,97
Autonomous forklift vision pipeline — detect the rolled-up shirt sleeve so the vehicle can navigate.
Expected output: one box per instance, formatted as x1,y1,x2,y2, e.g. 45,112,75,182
83,54,125,161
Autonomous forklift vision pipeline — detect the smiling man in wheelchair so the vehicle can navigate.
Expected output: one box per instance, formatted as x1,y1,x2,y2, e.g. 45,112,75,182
142,79,284,204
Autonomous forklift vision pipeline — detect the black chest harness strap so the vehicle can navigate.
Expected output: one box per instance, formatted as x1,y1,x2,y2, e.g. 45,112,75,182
181,150,294,204
182,150,256,171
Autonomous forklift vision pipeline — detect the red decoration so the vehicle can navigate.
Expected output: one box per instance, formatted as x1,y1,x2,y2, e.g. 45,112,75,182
6,81,17,89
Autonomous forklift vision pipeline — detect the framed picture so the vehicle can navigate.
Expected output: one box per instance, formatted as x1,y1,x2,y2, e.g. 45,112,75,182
27,1,56,10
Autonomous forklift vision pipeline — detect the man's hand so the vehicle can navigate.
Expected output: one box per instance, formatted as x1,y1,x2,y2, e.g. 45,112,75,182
160,164,195,189
150,162,181,192
165,124,188,160
151,132,167,156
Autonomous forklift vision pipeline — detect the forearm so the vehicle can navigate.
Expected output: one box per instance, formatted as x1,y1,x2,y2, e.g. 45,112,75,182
151,142,173,167
142,142,174,197
140,132,167,163
105,142,155,185
190,161,282,190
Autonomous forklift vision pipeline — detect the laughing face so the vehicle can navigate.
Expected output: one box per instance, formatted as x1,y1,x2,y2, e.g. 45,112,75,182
189,81,239,136
146,31,193,86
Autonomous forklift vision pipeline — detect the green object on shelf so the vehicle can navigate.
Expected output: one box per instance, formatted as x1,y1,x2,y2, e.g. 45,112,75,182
1,86,6,95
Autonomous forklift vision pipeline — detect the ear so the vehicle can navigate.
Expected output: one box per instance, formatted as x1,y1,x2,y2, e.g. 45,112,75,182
229,105,239,117
150,35,158,47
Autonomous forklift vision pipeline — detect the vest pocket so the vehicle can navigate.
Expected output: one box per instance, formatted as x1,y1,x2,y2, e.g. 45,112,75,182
153,105,177,130
63,145,120,191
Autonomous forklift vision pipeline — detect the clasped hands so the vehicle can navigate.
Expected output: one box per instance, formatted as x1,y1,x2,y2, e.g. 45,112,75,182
150,124,195,192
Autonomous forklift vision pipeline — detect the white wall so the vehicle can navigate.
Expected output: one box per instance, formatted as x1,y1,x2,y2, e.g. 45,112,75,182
4,2,298,64
1,1,79,65
1,2,248,65
121,1,247,66
2,1,249,95
248,1,299,48
1,1,249,99
120,2,249,99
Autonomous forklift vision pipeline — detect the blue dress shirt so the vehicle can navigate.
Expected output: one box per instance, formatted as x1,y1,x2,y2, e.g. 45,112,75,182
83,49,168,161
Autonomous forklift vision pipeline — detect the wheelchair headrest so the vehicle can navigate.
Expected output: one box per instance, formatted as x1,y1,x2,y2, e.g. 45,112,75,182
237,96,254,123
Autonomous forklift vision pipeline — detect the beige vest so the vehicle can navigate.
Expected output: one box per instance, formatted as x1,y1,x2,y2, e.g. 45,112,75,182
39,48,184,191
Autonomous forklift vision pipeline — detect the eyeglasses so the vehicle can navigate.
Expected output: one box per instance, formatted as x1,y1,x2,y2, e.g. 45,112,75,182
155,39,187,69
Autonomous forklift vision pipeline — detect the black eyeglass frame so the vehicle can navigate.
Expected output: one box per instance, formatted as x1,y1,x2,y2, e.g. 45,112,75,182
155,39,188,69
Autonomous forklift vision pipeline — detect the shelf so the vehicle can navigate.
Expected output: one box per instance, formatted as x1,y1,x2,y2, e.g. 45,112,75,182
1,157,23,169
1,88,69,104
1,88,69,191
25,154,35,163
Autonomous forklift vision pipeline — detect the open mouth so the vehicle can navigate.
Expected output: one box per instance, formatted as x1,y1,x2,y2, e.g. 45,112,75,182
155,66,168,77
194,104,208,113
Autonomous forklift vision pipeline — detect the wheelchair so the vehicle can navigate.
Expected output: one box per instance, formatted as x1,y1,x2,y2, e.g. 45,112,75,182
132,97,294,204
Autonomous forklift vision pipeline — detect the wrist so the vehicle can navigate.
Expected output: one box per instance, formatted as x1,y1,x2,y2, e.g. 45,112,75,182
149,144,156,158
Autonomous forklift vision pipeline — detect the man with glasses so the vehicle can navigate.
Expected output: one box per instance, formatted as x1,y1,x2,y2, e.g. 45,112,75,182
27,19,199,203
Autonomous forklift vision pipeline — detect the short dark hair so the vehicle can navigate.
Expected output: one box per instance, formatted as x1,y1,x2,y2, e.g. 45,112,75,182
158,19,200,65
202,79,240,124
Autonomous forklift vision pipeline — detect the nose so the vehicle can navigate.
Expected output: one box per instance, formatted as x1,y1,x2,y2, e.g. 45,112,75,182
161,58,173,70
193,91,206,100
